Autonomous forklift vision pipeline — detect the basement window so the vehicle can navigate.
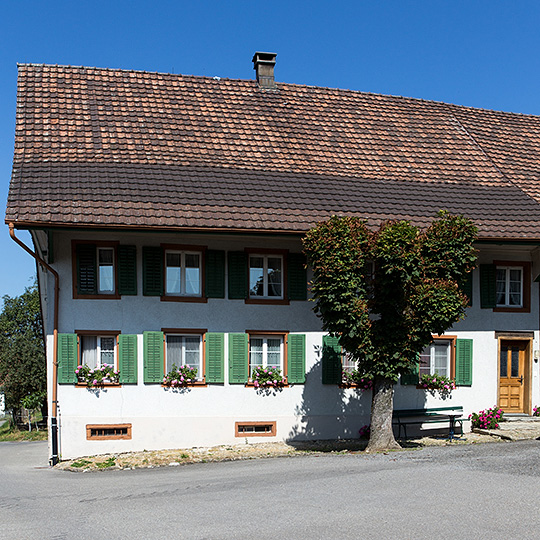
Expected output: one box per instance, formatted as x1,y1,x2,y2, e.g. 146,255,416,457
86,424,132,440
235,421,276,437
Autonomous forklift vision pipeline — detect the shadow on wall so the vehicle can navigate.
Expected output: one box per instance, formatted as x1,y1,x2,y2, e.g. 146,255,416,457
287,343,372,443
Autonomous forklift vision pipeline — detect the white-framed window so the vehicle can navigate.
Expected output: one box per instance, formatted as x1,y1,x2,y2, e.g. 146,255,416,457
342,351,356,374
419,340,451,378
165,334,203,377
249,255,283,299
496,266,523,308
248,335,284,376
98,247,115,294
80,335,117,370
165,250,202,296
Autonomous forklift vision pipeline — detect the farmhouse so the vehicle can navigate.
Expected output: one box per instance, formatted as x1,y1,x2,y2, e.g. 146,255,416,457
7,53,540,462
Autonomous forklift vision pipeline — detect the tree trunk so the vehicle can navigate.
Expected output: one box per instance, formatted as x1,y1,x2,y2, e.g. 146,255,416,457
366,376,401,452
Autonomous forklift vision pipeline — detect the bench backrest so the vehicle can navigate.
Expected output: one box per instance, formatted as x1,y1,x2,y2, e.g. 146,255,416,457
393,406,463,418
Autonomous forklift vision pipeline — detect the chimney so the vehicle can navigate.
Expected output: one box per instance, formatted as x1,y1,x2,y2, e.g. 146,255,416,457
252,52,277,89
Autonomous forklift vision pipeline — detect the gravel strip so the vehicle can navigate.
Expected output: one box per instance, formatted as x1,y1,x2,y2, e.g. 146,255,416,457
56,432,501,472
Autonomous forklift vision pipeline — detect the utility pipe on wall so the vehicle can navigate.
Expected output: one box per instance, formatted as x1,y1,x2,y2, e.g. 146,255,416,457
9,223,60,465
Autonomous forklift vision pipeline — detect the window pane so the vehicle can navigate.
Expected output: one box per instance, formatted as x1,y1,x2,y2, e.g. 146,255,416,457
98,248,114,293
266,338,281,369
500,346,508,378
496,269,506,305
185,267,200,295
433,344,449,377
249,257,264,297
508,270,522,306
342,352,355,373
82,336,97,369
249,338,263,375
166,253,181,267
511,347,519,378
166,267,181,294
184,337,201,371
267,257,282,297
419,347,431,377
166,335,183,372
100,337,115,367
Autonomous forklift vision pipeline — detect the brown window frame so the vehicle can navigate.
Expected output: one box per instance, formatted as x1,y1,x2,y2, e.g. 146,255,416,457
416,335,457,385
161,328,208,386
235,421,277,437
493,261,531,313
72,240,121,300
245,248,289,305
86,423,132,440
75,330,122,388
246,330,289,386
160,244,207,303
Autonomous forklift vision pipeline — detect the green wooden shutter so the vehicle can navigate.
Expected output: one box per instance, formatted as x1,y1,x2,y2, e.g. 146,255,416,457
119,334,138,384
287,334,306,384
322,335,341,384
143,247,163,296
205,333,225,383
288,253,307,301
401,362,419,385
480,264,496,308
205,250,225,298
57,333,78,384
228,333,248,383
228,252,248,299
462,271,473,307
118,245,137,295
455,338,473,386
76,244,97,295
143,331,164,383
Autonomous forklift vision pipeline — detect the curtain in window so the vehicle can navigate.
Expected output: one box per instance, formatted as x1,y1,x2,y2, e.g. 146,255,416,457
82,336,98,369
166,335,183,371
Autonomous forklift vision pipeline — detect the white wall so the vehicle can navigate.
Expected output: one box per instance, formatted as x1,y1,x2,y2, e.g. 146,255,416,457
41,231,540,459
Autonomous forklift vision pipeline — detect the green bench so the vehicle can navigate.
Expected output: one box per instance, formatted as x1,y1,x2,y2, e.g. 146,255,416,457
393,406,464,439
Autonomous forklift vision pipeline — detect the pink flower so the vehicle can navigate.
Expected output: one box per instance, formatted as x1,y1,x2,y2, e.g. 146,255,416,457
254,381,259,387
93,379,97,385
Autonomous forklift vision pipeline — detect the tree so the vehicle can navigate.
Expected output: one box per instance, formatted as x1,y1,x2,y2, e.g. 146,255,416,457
0,283,46,414
303,211,477,451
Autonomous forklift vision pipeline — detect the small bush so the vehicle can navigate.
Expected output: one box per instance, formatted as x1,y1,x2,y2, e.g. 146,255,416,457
251,366,286,389
162,364,198,387
469,406,504,429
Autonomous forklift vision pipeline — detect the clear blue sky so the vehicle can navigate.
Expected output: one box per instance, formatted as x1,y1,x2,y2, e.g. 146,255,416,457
2,0,540,298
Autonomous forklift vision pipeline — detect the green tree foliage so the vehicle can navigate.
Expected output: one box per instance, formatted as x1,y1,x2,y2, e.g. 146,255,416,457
303,211,477,450
0,283,46,411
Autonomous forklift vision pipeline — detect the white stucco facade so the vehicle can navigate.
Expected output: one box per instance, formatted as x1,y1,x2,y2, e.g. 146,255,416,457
35,230,540,459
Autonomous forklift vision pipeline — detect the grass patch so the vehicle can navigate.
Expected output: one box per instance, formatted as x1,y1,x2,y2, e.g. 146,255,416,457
95,457,116,469
72,459,92,468
0,420,48,441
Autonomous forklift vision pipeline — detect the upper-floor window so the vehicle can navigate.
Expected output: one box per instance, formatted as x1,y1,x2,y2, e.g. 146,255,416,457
480,261,531,313
249,254,283,299
73,241,127,299
165,250,202,297
496,266,523,308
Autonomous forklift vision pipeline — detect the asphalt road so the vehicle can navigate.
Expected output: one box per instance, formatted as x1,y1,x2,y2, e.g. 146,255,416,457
1,440,540,540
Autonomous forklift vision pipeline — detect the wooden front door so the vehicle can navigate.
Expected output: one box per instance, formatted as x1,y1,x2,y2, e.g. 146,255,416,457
498,340,528,413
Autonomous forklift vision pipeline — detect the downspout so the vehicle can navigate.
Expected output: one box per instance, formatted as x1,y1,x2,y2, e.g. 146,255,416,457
9,223,60,465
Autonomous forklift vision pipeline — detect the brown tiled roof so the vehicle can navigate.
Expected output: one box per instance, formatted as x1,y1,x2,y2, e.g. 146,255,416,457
7,64,540,239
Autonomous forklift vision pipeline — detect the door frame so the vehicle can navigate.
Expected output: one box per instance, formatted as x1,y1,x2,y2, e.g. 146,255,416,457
496,334,532,414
